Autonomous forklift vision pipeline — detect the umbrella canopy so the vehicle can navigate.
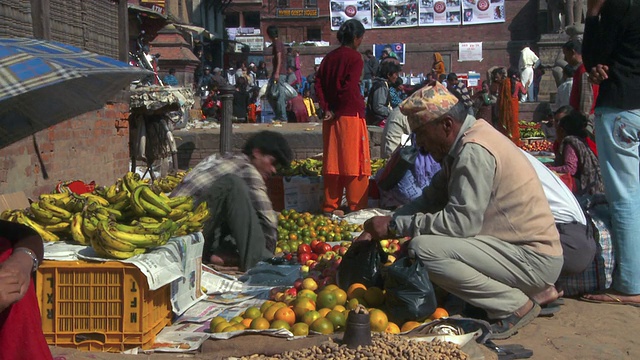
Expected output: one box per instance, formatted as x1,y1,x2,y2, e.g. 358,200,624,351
0,37,152,148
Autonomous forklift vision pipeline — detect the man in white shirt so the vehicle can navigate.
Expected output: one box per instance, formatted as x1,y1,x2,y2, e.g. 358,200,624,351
523,150,596,305
553,65,575,111
519,45,540,102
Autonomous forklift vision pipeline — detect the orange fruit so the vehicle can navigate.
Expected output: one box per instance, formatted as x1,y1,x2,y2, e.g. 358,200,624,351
332,289,348,306
260,300,275,313
325,310,347,330
229,316,244,324
323,284,340,292
316,290,338,309
243,306,262,319
241,318,253,328
346,298,362,310
363,287,385,308
209,316,227,331
318,307,332,318
385,322,401,334
310,317,334,334
347,285,367,300
263,302,287,322
302,310,322,325
250,317,270,330
274,307,296,326
401,321,422,332
292,297,317,320
270,319,291,331
429,307,449,320
298,289,318,301
214,321,231,333
332,305,346,312
291,322,309,336
369,309,388,332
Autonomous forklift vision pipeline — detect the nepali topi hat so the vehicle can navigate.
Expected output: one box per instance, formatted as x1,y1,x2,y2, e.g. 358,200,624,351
399,81,459,131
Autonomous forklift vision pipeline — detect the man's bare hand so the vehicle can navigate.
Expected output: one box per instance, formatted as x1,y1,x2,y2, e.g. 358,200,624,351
363,216,393,240
589,64,609,84
355,231,373,242
0,270,25,313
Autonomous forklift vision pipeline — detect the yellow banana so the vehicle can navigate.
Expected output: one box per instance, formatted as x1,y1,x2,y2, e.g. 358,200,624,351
70,213,89,245
39,192,71,202
122,172,142,193
173,201,194,212
133,248,147,256
114,219,173,235
188,202,210,223
80,193,110,207
139,196,169,217
138,216,160,224
130,186,146,217
105,183,118,200
29,202,54,220
107,186,129,204
0,210,12,221
165,195,190,208
110,198,130,212
44,222,70,233
140,186,171,214
82,215,98,239
98,206,123,220
15,212,60,242
168,208,187,221
92,235,136,260
96,220,136,252
105,222,166,247
39,200,72,220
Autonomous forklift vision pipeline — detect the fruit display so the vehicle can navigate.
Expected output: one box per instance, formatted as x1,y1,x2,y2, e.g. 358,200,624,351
520,139,553,152
210,280,449,337
519,121,545,138
277,158,386,177
0,171,209,260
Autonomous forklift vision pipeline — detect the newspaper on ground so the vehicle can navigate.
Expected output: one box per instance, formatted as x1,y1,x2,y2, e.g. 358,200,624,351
202,265,244,294
208,328,294,340
342,208,392,225
146,323,211,353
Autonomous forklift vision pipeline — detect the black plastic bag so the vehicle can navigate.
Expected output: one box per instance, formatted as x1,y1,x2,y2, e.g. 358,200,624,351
266,79,280,101
383,257,437,325
336,240,387,290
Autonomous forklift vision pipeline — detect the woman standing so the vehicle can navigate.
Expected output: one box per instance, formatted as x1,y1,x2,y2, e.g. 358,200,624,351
315,19,371,215
432,52,446,79
493,67,520,145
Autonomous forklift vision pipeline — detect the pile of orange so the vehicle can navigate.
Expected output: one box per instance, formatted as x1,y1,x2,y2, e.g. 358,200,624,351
275,210,363,252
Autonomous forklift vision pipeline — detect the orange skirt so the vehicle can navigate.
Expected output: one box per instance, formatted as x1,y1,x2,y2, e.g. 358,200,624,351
322,115,371,176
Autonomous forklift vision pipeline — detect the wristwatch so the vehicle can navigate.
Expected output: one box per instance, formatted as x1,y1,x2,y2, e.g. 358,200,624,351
388,218,398,238
13,247,39,272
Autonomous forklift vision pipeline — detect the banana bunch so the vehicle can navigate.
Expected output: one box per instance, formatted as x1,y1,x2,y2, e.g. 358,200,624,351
90,218,176,259
154,170,188,193
1,209,62,243
370,158,387,173
173,201,210,236
278,158,324,176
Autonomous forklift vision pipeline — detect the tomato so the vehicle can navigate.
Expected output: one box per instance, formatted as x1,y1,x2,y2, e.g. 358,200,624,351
332,244,341,252
299,252,311,264
298,243,312,254
316,242,332,255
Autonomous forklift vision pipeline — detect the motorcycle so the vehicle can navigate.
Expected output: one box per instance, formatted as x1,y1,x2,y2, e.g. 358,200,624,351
129,31,163,86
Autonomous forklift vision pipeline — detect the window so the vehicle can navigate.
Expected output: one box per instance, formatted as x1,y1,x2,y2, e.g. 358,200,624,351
225,12,240,28
277,0,288,7
305,0,317,6
306,27,321,41
244,12,260,28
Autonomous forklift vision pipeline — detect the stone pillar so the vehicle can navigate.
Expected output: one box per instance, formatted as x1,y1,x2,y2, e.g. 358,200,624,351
219,84,235,155
536,33,571,103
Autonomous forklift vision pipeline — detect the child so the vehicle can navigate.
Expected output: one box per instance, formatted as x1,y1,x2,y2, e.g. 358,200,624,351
302,89,318,122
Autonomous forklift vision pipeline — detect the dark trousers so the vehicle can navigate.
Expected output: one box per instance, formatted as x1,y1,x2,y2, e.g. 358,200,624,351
203,174,273,271
557,220,597,276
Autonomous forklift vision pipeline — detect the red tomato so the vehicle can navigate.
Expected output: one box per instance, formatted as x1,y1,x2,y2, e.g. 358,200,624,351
317,242,332,255
332,244,341,252
298,243,312,254
299,252,311,264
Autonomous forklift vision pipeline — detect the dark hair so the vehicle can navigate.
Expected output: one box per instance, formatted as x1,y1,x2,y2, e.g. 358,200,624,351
562,39,582,55
364,49,373,56
554,105,574,118
558,110,590,138
392,77,404,88
236,76,248,91
379,61,401,78
563,64,576,78
287,65,296,71
438,73,447,82
287,47,293,54
266,25,278,39
169,68,176,74
446,72,458,81
242,131,293,168
337,19,365,46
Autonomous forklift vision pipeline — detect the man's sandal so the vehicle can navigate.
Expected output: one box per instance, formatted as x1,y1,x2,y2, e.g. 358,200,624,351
489,302,541,340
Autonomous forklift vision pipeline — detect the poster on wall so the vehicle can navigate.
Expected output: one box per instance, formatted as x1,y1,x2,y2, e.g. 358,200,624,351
461,0,505,24
330,0,373,30
373,43,406,64
458,42,483,61
372,0,419,28
419,0,461,26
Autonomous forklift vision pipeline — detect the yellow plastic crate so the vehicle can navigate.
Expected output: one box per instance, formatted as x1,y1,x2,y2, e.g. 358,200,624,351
36,260,172,352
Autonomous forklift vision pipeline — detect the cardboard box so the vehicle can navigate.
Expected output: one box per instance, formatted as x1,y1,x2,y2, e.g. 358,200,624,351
266,176,324,213
0,191,30,212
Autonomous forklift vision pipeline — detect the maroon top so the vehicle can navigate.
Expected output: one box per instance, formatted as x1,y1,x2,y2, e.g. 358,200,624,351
271,40,286,78
315,46,365,117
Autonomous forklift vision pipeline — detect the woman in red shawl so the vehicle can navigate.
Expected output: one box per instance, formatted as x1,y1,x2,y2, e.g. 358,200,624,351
493,67,521,145
0,220,52,360
315,19,371,215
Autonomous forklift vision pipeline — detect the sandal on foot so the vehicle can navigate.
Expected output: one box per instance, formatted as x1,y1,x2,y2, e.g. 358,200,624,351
484,341,534,360
489,302,541,340
580,293,640,307
538,303,561,317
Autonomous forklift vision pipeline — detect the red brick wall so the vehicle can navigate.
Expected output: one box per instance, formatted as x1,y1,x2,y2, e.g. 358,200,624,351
0,102,130,199
267,0,539,87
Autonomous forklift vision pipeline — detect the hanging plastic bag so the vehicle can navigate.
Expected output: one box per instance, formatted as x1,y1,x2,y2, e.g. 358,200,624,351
266,79,280,101
336,240,387,290
384,257,437,325
281,82,299,101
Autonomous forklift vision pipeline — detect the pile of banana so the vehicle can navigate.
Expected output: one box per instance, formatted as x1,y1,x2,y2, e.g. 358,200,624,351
277,158,387,177
153,171,188,193
0,172,209,260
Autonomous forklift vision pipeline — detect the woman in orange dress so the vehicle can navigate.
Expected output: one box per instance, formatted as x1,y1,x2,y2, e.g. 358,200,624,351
432,53,446,79
314,19,371,215
493,67,520,145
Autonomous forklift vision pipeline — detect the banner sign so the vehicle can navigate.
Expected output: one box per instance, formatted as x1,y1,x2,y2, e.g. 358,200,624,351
276,8,320,18
235,36,265,52
330,0,504,30
373,43,406,64
461,0,505,24
330,0,373,30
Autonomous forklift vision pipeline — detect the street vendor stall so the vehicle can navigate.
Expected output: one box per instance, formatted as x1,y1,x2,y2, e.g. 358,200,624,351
129,86,195,178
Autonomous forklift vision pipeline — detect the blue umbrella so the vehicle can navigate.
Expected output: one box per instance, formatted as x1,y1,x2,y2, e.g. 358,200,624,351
0,37,152,148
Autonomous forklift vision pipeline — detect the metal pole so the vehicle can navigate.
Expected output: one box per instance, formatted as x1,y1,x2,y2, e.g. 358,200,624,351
219,83,235,155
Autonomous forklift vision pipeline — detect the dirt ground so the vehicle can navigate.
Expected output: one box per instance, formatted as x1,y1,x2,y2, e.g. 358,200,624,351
49,297,640,360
